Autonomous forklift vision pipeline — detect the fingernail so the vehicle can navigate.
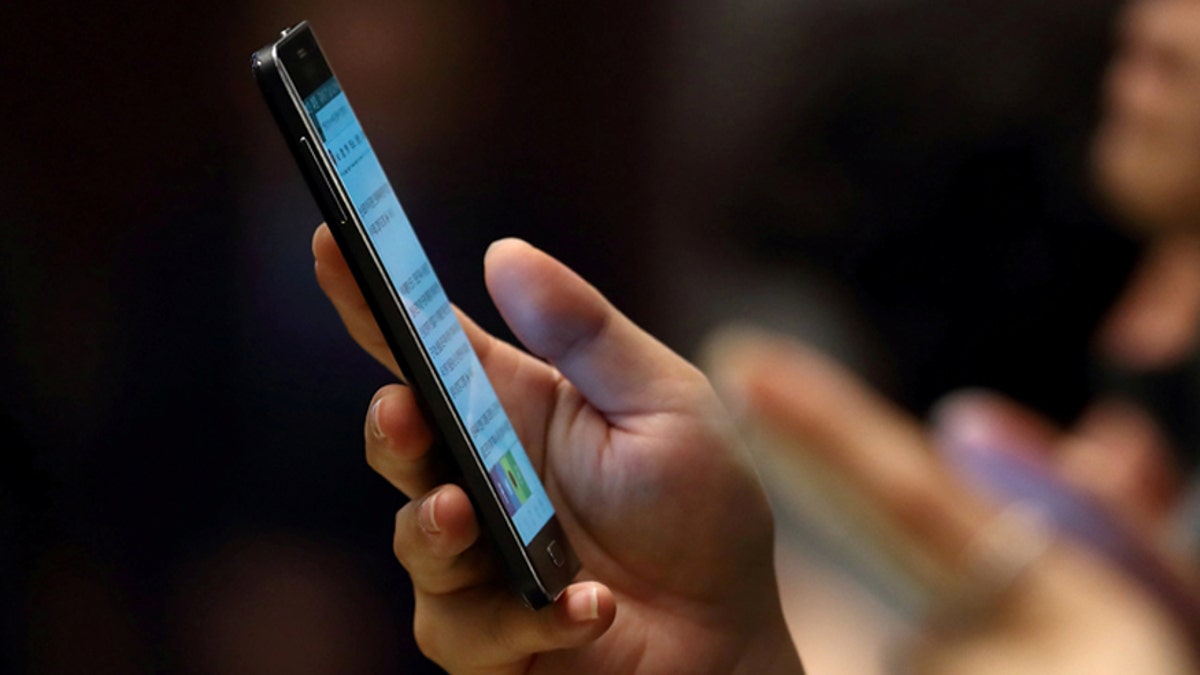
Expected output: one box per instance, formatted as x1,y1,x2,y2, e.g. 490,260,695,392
565,585,599,622
369,397,386,440
418,490,441,534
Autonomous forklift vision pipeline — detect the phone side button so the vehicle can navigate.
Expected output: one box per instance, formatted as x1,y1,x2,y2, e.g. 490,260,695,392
298,136,350,225
546,540,566,568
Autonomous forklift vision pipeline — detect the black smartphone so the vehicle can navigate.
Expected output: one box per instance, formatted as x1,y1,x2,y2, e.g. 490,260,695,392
252,21,579,609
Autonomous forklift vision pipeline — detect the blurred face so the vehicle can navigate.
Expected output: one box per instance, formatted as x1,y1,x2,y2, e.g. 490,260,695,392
1093,0,1200,233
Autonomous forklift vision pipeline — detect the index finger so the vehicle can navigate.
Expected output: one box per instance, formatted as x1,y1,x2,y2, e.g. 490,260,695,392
312,223,402,377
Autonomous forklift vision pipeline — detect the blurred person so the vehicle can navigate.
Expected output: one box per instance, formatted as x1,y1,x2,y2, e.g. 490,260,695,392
306,0,1200,673
713,0,1200,671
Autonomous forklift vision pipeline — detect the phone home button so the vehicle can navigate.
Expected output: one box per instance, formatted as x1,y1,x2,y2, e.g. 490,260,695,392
546,540,566,568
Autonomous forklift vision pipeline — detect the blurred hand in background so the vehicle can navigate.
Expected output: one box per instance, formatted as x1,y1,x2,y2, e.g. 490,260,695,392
709,332,1199,674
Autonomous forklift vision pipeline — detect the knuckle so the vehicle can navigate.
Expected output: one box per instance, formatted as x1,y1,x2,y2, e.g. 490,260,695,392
364,442,384,474
392,534,405,566
411,606,444,661
392,509,415,567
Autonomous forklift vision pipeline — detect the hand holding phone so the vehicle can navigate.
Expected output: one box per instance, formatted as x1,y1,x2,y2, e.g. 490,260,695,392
258,22,800,674
313,227,802,673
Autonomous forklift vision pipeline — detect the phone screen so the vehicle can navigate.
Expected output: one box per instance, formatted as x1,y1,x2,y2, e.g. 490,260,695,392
303,76,554,545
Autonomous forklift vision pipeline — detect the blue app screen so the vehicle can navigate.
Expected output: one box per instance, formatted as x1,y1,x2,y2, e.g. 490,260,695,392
303,78,554,545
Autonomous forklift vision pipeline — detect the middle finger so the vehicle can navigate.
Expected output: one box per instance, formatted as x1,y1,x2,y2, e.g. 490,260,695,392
366,383,440,497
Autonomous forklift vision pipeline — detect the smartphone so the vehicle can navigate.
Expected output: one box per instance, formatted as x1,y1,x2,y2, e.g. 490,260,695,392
252,21,579,609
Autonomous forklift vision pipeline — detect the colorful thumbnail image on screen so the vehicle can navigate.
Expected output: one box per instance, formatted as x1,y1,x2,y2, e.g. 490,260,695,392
490,452,534,517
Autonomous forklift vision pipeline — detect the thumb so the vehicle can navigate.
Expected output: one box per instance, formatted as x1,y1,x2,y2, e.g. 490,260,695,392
483,238,708,416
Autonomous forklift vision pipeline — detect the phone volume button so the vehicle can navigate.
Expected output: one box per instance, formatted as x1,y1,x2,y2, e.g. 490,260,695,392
299,136,350,225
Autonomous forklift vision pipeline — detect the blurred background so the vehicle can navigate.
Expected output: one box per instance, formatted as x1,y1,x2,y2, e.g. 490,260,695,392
2,0,1139,672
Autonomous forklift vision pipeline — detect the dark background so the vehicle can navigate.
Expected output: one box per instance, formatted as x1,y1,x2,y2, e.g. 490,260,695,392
2,0,1134,671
